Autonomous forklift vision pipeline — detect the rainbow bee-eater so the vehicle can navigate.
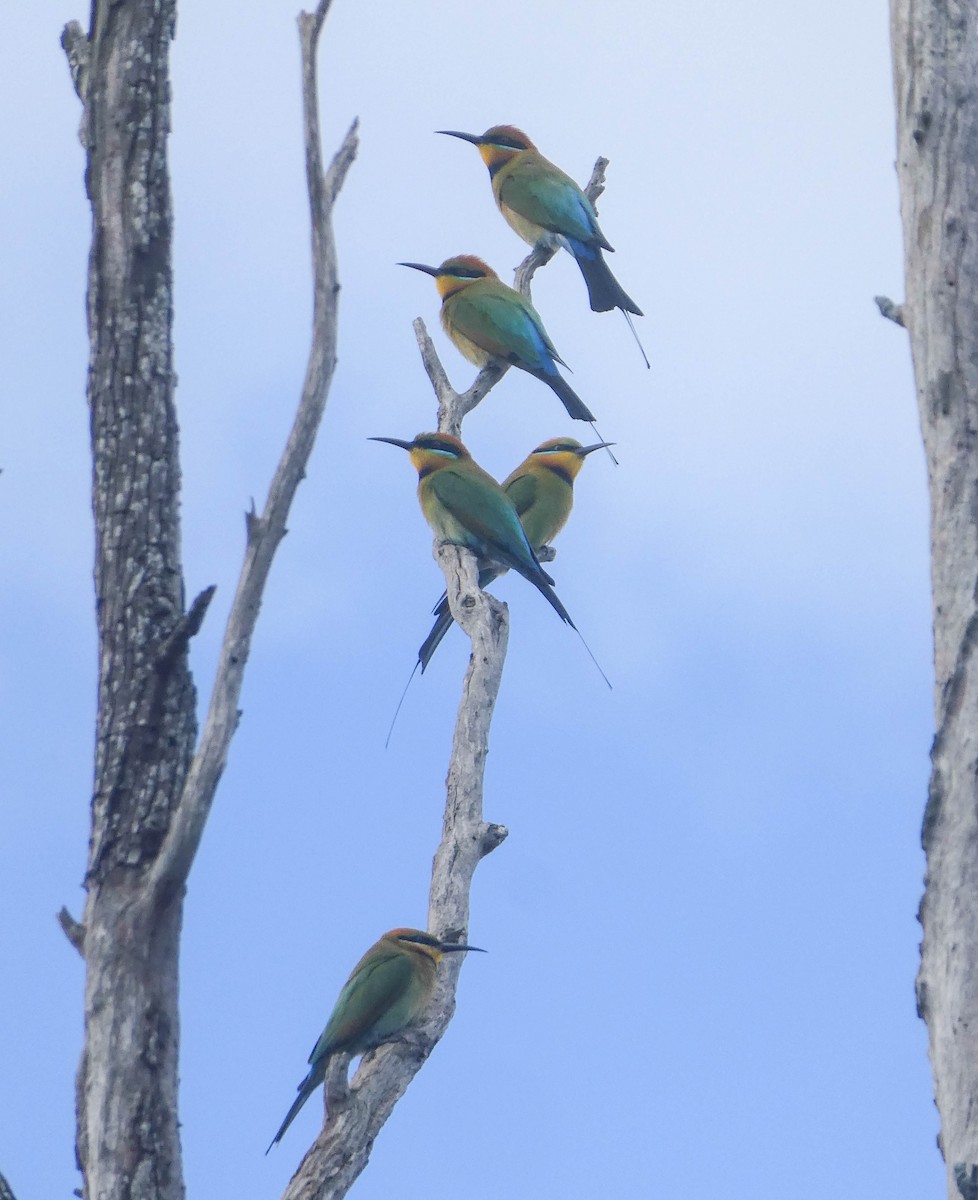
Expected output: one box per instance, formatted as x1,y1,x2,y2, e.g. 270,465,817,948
437,125,648,366
398,255,598,424
418,437,612,672
267,929,482,1151
370,431,577,627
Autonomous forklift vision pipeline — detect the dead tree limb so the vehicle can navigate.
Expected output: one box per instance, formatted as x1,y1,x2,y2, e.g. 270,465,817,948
888,1,978,1194
279,157,609,1200
62,0,355,1195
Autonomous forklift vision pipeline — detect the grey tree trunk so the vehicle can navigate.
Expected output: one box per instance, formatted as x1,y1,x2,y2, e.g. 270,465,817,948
65,3,192,1198
58,1,604,1195
888,2,978,1195
61,2,355,1196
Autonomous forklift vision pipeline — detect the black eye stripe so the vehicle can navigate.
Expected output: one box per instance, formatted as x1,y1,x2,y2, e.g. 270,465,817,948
413,435,461,454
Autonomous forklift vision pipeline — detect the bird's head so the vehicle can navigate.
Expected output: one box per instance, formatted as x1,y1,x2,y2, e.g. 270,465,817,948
437,124,536,172
370,432,470,479
398,254,497,301
382,928,486,964
528,437,615,482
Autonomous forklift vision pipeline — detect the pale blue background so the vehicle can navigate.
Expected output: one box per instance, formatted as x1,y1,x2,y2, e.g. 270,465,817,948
2,1,939,1197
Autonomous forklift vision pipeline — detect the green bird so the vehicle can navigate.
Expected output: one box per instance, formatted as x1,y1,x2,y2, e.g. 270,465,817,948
417,437,611,672
437,125,648,366
398,255,598,424
370,431,578,627
267,928,482,1151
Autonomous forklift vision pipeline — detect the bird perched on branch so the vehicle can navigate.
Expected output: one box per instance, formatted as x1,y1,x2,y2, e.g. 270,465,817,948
399,255,599,424
267,928,483,1151
370,431,578,626
417,437,611,671
374,433,611,749
437,125,648,366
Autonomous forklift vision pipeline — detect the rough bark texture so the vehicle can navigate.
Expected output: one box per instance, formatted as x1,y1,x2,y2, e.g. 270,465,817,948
65,4,193,1198
62,2,354,1197
63,0,608,1189
889,1,978,1195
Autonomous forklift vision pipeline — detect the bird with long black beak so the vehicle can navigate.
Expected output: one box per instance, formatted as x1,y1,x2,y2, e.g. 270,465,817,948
267,928,483,1151
438,125,648,367
399,254,601,424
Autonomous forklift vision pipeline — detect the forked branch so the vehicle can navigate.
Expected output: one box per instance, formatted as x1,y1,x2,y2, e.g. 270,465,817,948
279,155,610,1198
144,0,358,913
413,158,609,436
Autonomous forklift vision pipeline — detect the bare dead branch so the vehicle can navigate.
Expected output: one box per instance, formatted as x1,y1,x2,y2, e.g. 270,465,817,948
584,156,609,206
144,2,358,914
427,543,512,918
60,20,89,101
280,548,508,1200
281,150,611,1200
410,157,609,437
411,316,453,398
57,906,86,957
60,21,90,152
408,317,508,437
155,585,216,673
875,295,906,327
0,1169,19,1200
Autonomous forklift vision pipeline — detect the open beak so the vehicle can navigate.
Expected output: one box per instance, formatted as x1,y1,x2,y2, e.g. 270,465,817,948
397,261,441,277
368,436,415,451
436,129,483,146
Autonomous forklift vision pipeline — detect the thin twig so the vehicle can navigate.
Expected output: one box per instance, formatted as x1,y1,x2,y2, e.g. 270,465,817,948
875,295,907,327
59,21,90,147
60,21,89,100
143,0,357,913
155,586,216,673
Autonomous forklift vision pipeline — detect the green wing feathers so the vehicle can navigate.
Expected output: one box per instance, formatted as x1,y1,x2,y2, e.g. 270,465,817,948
312,953,415,1062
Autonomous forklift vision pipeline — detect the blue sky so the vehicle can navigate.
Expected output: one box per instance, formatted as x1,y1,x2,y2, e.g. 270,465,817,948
2,1,941,1197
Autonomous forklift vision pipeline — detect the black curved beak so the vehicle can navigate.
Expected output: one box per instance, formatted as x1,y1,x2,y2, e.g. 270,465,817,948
440,942,486,954
580,442,616,457
436,129,484,146
369,436,415,451
398,261,441,277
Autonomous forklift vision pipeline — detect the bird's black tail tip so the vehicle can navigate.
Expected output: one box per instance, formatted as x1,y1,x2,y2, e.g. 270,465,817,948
578,251,643,317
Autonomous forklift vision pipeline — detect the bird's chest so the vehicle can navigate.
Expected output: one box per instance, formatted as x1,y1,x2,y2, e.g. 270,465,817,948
422,498,483,551
440,306,492,367
498,195,550,247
